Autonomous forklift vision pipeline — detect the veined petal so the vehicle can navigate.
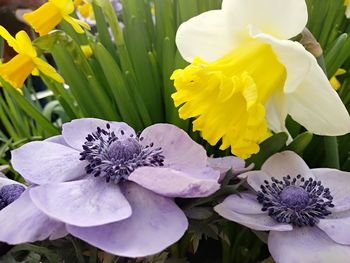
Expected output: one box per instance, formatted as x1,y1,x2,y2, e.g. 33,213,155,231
11,141,86,185
286,64,350,136
0,191,62,244
268,227,350,263
33,57,64,83
23,2,63,36
222,0,307,40
67,183,188,258
139,123,207,170
30,179,132,227
176,10,245,62
0,54,35,90
129,166,220,198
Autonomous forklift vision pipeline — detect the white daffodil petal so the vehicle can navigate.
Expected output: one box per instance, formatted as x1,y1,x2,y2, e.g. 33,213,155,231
265,89,288,134
222,0,307,40
286,64,350,136
176,10,244,62
250,28,312,94
346,4,350,19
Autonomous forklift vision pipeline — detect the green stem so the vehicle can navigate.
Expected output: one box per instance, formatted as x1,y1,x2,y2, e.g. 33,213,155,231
88,246,98,263
67,236,85,263
316,55,340,169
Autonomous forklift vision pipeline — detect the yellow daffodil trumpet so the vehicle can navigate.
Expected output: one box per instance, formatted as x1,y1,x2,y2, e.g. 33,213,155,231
172,0,350,159
23,0,90,36
0,26,63,90
172,40,285,158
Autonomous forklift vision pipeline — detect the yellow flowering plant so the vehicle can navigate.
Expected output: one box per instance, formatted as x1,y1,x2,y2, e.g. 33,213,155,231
23,0,90,36
0,26,63,90
1,1,350,262
172,0,350,159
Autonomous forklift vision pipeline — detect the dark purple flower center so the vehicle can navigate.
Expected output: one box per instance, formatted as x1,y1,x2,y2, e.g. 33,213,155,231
0,184,25,210
79,123,165,183
257,175,334,227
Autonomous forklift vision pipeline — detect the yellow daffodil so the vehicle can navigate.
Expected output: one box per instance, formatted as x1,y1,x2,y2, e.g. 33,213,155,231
74,0,93,19
330,69,346,90
23,0,90,36
172,0,350,159
0,26,63,90
345,0,350,18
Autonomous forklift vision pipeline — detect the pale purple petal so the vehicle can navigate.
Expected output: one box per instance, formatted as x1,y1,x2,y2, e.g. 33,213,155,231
208,156,252,181
215,192,264,214
317,215,350,245
139,124,207,170
62,118,135,151
262,151,314,180
49,224,68,240
30,179,131,227
129,166,220,198
67,183,188,258
11,141,86,185
268,227,350,263
208,156,247,174
313,168,350,212
214,195,292,231
0,191,62,244
239,170,271,192
45,135,69,147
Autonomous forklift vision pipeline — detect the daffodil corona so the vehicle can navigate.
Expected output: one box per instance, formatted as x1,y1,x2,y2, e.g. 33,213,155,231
23,0,90,36
172,40,286,158
172,0,350,159
0,27,63,90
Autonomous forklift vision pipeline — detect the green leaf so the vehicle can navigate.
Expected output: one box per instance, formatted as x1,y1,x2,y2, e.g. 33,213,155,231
94,43,144,129
285,132,313,155
1,79,59,136
247,133,288,169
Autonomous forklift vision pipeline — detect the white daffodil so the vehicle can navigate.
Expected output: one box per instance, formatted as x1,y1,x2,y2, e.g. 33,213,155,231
171,0,350,159
345,0,350,18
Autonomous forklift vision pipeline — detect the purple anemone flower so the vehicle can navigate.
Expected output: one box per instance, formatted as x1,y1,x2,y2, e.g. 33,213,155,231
0,177,65,244
11,118,220,257
214,151,350,263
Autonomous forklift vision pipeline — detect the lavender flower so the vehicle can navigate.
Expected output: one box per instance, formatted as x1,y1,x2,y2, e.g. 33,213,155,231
0,177,65,244
11,118,220,257
214,151,350,263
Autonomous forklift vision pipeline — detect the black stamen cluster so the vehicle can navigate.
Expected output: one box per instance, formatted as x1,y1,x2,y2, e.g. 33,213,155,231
257,175,334,227
0,184,25,210
80,124,165,183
